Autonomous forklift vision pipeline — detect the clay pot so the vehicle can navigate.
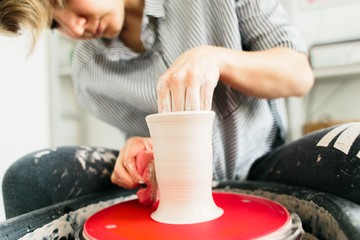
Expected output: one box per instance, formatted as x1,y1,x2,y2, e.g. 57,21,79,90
146,110,223,224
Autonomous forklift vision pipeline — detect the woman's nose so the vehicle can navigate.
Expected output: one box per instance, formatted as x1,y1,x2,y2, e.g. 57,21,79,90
66,16,87,38
54,10,88,38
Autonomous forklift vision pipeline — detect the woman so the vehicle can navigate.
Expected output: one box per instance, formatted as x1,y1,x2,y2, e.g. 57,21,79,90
52,0,313,188
5,0,353,218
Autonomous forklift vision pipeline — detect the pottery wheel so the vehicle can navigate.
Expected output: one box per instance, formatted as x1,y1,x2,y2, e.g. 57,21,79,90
75,192,303,240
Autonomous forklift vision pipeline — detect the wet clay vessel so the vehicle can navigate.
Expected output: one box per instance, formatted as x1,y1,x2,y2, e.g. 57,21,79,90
146,110,223,224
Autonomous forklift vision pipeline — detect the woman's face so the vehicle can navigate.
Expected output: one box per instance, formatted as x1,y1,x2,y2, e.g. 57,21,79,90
52,0,125,40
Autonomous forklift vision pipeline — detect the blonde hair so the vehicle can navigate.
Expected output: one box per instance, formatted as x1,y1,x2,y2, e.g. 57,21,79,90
0,0,65,54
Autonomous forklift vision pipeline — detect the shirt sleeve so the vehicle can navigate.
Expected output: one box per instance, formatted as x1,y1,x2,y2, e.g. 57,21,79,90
235,0,307,53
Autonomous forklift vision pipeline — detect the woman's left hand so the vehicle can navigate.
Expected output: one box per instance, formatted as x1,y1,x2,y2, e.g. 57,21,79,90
157,46,221,113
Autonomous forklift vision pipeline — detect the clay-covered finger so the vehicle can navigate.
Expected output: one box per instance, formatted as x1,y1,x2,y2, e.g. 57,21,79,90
157,76,171,113
111,156,137,189
111,170,136,189
200,75,217,110
185,86,201,111
170,88,186,112
123,148,145,184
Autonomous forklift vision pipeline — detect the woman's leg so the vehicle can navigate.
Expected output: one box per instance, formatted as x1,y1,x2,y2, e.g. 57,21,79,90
248,122,360,204
2,145,119,219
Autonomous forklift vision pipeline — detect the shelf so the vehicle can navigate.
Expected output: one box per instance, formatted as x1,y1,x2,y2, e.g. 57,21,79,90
310,39,360,81
313,64,360,81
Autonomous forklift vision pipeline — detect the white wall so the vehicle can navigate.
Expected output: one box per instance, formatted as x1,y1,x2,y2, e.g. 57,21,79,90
0,31,125,222
0,33,125,222
281,0,360,140
291,1,360,46
0,33,50,221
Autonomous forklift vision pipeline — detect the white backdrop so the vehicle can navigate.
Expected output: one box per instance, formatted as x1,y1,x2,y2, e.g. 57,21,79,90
0,33,50,221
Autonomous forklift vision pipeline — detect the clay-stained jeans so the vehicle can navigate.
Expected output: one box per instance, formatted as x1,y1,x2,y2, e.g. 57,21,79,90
2,146,120,219
248,122,360,205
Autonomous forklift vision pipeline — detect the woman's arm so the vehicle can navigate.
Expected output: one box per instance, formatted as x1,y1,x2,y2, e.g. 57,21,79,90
218,46,314,99
157,45,314,112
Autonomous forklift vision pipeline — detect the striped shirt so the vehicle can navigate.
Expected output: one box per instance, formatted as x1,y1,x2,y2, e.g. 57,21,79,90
72,0,306,181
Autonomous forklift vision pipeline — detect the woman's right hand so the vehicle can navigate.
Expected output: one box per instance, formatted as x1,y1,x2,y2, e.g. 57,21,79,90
111,136,153,189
